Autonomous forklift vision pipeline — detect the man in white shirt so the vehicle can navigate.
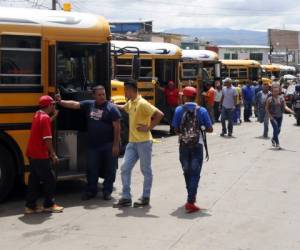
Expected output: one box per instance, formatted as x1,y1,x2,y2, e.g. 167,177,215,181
219,78,237,137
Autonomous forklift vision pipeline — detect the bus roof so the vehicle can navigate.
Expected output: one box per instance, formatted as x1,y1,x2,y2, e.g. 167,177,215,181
0,7,111,43
182,50,219,62
261,64,281,71
276,64,296,72
111,40,182,58
221,60,261,67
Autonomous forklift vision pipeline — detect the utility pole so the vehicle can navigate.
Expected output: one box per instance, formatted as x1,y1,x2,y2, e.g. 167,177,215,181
52,0,56,10
268,29,273,64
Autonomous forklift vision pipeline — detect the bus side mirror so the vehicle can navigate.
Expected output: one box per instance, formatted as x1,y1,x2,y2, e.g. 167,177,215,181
132,55,141,81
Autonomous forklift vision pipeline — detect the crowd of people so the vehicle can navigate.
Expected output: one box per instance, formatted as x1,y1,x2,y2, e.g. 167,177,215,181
24,77,299,215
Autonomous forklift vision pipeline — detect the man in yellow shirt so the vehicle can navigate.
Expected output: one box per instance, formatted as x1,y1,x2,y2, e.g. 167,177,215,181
114,80,164,208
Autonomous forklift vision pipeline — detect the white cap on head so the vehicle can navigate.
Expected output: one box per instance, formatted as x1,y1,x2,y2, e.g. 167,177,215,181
224,77,232,83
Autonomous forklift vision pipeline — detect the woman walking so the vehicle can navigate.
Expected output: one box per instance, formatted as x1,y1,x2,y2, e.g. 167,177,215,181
265,83,295,149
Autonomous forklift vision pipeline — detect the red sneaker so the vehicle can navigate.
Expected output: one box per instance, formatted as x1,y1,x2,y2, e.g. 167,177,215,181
185,202,200,213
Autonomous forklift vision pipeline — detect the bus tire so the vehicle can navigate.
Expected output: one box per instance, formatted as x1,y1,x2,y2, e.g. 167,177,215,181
0,144,16,202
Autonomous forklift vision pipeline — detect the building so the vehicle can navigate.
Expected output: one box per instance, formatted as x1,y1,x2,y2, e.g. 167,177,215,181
110,21,153,34
109,21,184,45
268,29,300,67
218,45,270,64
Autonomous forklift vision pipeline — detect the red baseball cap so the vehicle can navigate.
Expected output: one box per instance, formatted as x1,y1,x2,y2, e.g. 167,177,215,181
39,95,55,108
181,86,197,97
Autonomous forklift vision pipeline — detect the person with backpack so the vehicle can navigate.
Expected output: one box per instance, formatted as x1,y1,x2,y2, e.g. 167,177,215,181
265,83,295,149
172,86,213,213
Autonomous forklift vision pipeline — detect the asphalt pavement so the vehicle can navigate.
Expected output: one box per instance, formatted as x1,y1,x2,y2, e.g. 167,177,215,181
0,114,300,250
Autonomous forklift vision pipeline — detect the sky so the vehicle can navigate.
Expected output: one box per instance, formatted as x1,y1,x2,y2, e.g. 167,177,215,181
1,0,300,31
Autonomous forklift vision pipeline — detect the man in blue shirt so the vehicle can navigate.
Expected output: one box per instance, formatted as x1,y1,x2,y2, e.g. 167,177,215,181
172,86,213,213
56,86,121,201
242,81,254,122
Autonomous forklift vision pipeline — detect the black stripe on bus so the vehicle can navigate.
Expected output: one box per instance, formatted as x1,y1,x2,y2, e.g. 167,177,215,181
138,88,154,92
0,85,43,93
143,96,154,100
0,106,38,114
0,123,32,130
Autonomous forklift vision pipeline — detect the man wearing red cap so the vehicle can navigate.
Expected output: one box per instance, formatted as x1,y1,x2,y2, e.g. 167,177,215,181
156,80,179,134
25,95,63,214
172,87,213,213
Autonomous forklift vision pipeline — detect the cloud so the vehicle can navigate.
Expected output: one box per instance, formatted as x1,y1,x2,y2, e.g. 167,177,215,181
1,0,300,31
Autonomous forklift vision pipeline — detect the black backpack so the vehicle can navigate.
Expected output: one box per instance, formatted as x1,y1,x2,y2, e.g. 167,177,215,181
179,106,209,160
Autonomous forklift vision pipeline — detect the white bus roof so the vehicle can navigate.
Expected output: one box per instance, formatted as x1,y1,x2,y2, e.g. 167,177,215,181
182,49,219,62
275,64,296,72
111,40,182,56
0,7,106,29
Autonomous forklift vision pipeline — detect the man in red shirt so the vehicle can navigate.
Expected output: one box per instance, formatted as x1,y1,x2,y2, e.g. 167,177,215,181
202,82,216,124
156,80,179,134
25,95,63,214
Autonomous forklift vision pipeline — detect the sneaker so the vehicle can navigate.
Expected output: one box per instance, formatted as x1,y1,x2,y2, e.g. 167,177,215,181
103,193,112,201
133,197,150,207
228,133,232,137
271,139,276,147
43,204,64,213
81,192,96,201
24,206,43,214
185,202,200,213
275,144,282,150
113,198,132,208
220,132,226,137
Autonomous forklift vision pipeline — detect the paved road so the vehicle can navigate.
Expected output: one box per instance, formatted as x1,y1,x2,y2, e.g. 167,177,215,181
1,115,300,250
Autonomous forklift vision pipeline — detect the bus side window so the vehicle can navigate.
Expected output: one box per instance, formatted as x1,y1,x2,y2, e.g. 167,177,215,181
0,35,41,85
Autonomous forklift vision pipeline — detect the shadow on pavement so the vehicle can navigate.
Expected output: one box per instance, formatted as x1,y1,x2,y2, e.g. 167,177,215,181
170,206,212,220
268,147,297,153
0,180,119,219
115,206,159,218
18,212,53,225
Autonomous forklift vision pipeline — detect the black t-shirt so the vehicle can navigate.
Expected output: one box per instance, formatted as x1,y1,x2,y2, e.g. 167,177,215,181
80,100,121,148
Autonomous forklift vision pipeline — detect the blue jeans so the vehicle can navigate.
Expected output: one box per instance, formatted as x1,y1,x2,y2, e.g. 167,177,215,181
86,146,117,195
233,104,241,123
179,144,203,203
221,107,234,134
263,114,269,137
121,141,153,199
270,117,283,145
244,102,252,121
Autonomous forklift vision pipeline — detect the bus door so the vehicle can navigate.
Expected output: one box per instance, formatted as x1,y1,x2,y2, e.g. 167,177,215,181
137,59,155,105
155,59,178,122
49,42,110,175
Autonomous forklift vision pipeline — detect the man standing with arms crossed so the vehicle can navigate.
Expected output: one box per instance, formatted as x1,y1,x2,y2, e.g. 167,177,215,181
114,80,164,208
56,86,121,201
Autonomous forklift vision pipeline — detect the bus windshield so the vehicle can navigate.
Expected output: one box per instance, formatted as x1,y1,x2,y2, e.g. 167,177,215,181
249,67,261,81
57,43,107,91
182,63,199,79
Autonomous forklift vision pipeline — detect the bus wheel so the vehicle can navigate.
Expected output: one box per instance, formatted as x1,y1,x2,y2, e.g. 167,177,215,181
0,144,16,202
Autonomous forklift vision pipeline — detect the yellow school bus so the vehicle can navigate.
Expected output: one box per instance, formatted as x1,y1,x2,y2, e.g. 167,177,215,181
180,49,220,103
261,64,281,79
221,60,261,84
0,7,112,201
111,40,182,119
